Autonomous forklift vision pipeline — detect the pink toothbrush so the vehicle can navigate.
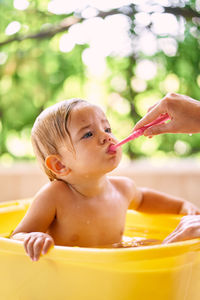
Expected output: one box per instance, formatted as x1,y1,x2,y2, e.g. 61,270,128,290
109,113,170,152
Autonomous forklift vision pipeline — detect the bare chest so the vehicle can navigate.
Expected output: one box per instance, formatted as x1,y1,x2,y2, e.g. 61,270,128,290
48,194,128,247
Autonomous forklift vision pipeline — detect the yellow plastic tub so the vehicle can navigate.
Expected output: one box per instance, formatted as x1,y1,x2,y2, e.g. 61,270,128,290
0,199,200,300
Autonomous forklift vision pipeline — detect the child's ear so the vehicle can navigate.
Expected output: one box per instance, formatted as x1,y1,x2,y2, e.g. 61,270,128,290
45,155,71,176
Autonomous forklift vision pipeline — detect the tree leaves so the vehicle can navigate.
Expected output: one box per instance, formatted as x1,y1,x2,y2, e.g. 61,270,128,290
0,1,200,160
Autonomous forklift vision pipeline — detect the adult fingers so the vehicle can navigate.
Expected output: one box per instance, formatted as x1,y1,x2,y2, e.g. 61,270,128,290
162,223,183,244
162,216,191,244
133,104,164,131
143,121,174,136
163,229,188,244
163,229,182,244
163,218,200,243
147,103,157,113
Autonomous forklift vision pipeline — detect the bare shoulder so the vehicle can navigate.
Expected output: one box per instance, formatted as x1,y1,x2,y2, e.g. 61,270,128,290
109,176,142,209
109,176,137,199
109,175,135,187
34,180,71,205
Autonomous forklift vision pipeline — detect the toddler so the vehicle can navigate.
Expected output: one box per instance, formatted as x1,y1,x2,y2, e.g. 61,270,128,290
11,98,200,261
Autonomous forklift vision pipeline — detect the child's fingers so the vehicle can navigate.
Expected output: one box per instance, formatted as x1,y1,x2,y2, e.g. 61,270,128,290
184,205,200,215
23,233,54,261
193,207,200,215
26,237,37,261
24,235,33,257
24,235,31,255
190,208,199,215
42,237,54,255
33,237,45,261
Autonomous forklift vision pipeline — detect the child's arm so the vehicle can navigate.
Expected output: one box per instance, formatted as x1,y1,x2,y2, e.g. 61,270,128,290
132,187,200,214
11,183,56,261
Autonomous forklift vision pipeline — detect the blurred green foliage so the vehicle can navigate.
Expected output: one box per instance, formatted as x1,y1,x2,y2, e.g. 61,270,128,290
0,0,200,163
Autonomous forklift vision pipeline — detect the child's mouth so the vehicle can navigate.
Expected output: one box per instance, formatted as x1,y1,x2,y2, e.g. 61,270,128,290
107,144,117,154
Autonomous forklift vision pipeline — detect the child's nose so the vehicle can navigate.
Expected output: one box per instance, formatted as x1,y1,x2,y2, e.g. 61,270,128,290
99,132,112,145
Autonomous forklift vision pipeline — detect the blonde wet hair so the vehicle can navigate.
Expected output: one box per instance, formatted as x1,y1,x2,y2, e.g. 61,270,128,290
31,98,87,181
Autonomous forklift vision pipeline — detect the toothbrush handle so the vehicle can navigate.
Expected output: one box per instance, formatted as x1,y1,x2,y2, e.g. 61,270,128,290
113,113,170,149
113,129,144,148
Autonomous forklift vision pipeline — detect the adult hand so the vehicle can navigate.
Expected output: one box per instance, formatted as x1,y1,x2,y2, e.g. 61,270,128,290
134,93,200,136
24,232,54,261
163,215,200,244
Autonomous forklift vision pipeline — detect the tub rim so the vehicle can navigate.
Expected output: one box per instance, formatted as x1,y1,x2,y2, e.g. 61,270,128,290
1,236,200,264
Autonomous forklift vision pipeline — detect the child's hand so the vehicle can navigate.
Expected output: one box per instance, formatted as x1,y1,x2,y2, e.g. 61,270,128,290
24,232,54,261
179,201,200,215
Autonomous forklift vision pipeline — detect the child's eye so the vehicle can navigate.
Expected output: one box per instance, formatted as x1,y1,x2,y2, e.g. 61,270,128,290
105,128,111,133
82,131,93,139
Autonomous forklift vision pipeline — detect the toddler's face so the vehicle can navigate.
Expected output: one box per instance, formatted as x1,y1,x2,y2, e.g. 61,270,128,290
59,103,122,176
